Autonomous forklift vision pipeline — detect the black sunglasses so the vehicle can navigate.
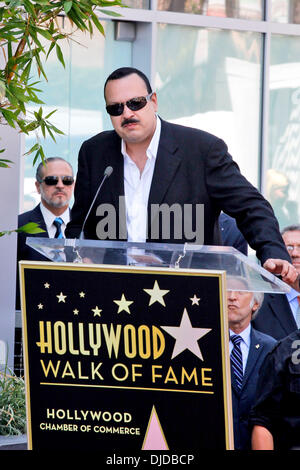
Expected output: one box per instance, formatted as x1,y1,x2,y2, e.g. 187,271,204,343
40,176,74,186
106,93,153,116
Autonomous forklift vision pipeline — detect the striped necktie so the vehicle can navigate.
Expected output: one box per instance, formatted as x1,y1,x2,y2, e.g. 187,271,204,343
53,217,64,239
230,334,243,390
296,296,300,328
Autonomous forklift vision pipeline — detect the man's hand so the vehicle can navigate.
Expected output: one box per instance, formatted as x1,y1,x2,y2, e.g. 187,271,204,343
263,258,298,287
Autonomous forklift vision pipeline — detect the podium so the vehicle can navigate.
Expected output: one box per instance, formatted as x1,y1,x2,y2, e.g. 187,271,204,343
19,239,289,451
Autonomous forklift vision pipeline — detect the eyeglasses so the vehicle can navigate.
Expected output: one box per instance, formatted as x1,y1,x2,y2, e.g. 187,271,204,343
106,93,153,116
286,244,300,252
40,176,74,186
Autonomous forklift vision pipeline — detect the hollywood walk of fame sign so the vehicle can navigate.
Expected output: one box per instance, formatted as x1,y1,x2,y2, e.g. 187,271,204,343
20,261,233,450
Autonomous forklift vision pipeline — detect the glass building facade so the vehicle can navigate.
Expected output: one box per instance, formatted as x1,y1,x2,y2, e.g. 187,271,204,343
23,0,300,230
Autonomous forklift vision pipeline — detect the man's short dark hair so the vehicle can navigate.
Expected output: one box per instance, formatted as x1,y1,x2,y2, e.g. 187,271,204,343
36,157,73,182
104,67,152,97
281,224,300,235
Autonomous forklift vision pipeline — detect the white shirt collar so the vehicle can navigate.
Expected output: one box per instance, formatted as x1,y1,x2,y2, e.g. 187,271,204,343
121,116,161,162
39,202,70,230
230,323,251,348
286,287,300,302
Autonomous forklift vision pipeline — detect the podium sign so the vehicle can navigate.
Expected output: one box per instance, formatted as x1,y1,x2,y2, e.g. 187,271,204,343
20,262,233,450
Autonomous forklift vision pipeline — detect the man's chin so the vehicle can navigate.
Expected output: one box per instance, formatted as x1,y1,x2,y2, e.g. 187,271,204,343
50,198,69,209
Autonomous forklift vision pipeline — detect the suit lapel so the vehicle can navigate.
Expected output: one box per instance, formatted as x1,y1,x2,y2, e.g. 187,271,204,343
148,119,182,225
30,205,48,237
268,293,297,333
241,329,263,390
104,131,124,207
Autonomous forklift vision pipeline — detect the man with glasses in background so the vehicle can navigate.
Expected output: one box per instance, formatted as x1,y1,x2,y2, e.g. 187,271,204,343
66,66,298,289
16,157,74,309
253,224,300,339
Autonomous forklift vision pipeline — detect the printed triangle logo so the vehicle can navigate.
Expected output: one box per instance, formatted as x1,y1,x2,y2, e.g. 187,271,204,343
142,405,169,450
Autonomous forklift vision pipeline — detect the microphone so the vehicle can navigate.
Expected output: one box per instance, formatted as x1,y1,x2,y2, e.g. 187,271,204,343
79,166,113,240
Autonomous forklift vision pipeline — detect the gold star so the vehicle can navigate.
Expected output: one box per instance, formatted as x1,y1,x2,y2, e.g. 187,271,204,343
44,282,50,289
114,294,133,314
79,291,85,298
92,306,102,317
143,280,169,307
73,309,79,315
57,292,67,303
38,303,43,309
190,295,200,305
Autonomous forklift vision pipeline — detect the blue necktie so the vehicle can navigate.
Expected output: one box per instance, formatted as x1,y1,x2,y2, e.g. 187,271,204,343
230,335,243,390
53,217,64,239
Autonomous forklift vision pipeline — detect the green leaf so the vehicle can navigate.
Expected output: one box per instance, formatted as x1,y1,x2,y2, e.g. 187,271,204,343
0,158,13,168
16,222,46,234
35,27,53,41
98,8,123,17
45,40,56,60
63,1,73,14
90,12,105,36
23,142,40,156
55,44,65,68
0,108,17,127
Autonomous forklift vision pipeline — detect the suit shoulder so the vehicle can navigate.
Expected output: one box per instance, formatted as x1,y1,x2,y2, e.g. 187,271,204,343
18,206,40,226
80,130,119,149
252,327,277,347
162,119,224,147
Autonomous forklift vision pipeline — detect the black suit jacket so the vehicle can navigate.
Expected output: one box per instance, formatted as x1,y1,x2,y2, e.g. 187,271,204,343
66,119,290,265
231,327,277,449
252,293,298,340
219,212,248,255
16,204,49,309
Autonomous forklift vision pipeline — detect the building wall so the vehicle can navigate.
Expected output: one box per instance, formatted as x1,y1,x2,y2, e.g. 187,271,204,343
21,1,300,230
0,127,22,369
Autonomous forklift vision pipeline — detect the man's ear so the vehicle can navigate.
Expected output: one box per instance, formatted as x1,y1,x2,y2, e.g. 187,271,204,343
35,181,41,194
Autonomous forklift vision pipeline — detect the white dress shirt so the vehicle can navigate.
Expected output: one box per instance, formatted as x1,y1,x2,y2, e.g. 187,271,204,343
229,324,251,373
286,288,300,325
39,203,70,238
121,116,161,243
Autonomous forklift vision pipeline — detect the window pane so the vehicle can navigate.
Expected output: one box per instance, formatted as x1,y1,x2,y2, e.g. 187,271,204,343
156,23,262,187
266,34,300,229
157,0,263,20
122,0,150,7
23,20,132,212
271,0,300,24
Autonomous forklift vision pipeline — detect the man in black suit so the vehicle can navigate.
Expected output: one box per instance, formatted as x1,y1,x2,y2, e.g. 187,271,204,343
65,67,297,286
16,157,74,308
250,329,300,450
253,224,300,339
219,212,248,255
227,276,276,449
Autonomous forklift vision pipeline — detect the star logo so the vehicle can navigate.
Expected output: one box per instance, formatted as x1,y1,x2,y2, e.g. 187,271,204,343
44,282,50,289
161,308,211,361
38,303,43,310
73,309,79,315
57,292,67,303
92,306,102,317
114,294,133,314
190,294,200,305
143,280,169,307
79,291,85,298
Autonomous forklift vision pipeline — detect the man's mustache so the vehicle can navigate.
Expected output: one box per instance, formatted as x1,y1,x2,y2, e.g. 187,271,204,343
121,118,139,127
53,190,67,196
